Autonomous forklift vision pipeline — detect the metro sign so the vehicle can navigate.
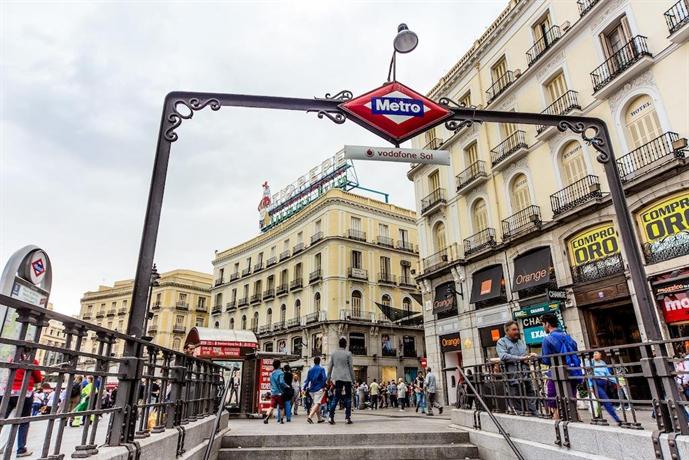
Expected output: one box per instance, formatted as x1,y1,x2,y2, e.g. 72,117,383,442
340,81,452,145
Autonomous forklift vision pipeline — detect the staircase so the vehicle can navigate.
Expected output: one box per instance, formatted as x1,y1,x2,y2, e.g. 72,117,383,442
219,430,479,459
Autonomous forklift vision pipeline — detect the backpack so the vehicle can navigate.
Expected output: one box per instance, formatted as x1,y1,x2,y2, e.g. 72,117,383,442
556,333,583,384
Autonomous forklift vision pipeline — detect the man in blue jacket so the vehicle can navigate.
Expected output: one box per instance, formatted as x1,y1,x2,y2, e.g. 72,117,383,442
303,356,327,424
540,313,583,412
264,359,285,424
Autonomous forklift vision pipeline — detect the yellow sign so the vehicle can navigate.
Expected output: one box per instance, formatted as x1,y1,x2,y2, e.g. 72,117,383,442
636,190,689,243
567,223,619,267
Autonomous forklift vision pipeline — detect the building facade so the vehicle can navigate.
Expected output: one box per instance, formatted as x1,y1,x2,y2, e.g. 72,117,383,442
409,0,689,404
35,303,67,368
211,188,426,384
78,269,212,355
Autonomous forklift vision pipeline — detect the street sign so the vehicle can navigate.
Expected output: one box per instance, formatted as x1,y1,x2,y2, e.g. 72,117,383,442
340,81,452,144
343,145,450,165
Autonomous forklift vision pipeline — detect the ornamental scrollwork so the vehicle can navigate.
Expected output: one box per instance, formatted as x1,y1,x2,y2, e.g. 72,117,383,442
164,97,221,142
309,110,347,125
318,90,353,101
438,97,482,132
557,120,609,164
445,118,477,132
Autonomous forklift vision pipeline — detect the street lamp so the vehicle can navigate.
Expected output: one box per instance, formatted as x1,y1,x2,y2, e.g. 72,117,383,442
142,263,160,340
387,23,419,82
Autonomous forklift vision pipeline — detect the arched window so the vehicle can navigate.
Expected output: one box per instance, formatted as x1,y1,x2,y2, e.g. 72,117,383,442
381,294,391,307
472,199,488,233
314,292,321,313
241,315,247,330
266,308,272,326
351,290,362,316
510,173,531,212
433,221,447,251
280,304,286,323
214,321,220,329
559,141,587,186
252,311,259,330
624,95,662,148
229,318,234,329
295,299,301,319
172,338,181,350
215,292,222,307
403,297,411,314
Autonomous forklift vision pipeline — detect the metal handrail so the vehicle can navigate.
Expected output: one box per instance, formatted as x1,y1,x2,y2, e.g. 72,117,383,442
456,366,525,460
203,379,232,460
617,131,684,181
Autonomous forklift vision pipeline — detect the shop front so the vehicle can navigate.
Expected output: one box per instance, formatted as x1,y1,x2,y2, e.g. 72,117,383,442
653,268,689,343
513,302,563,353
636,190,689,265
439,332,462,405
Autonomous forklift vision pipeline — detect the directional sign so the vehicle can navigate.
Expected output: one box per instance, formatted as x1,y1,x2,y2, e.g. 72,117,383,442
343,145,450,165
340,82,452,144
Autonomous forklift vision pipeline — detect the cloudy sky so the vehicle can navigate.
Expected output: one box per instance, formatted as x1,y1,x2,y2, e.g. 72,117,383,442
1,1,503,315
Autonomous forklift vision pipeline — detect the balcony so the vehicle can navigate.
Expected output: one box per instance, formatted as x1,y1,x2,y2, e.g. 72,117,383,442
502,205,542,240
148,325,158,334
422,247,451,273
378,272,397,285
96,311,105,318
290,278,304,292
263,288,275,300
251,323,258,333
173,325,186,334
304,312,319,324
617,132,687,183
536,91,582,137
276,284,288,296
382,348,397,357
225,301,236,312
526,26,561,66
572,253,624,284
350,345,367,356
195,304,208,313
293,242,305,254
250,293,262,304
279,250,291,261
83,314,92,320
151,302,161,311
456,160,488,193
286,318,301,328
399,275,416,288
253,262,264,273
175,302,189,311
666,0,689,42
420,188,447,215
348,267,368,281
347,229,367,242
272,320,285,331
214,278,224,287
341,309,374,322
229,272,239,282
550,175,602,216
464,228,497,256
107,309,116,317
241,267,251,277
490,130,528,170
423,137,444,150
486,71,515,104
266,256,277,267
311,232,324,244
396,240,416,253
590,36,652,98
258,325,271,334
644,234,689,265
117,307,127,315
237,297,249,307
212,305,222,315
577,0,600,17
377,235,394,248
402,350,418,358
309,269,322,284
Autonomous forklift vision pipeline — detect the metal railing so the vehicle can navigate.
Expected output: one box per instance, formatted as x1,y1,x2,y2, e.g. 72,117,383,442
420,188,446,214
502,205,542,240
643,233,689,265
550,175,602,216
377,235,394,247
225,301,236,311
272,320,285,331
347,229,367,242
311,232,324,244
214,278,223,287
279,250,290,261
350,345,367,356
382,348,397,357
464,228,497,256
253,262,263,272
526,26,561,66
536,91,581,134
341,309,375,322
456,160,488,192
486,71,516,103
399,275,416,287
571,253,625,283
237,297,248,307
250,293,262,304
348,267,368,280
617,132,686,182
276,284,288,296
0,293,224,460
229,272,239,281
212,304,222,315
577,0,600,17
172,325,186,334
290,278,303,291
292,242,305,254
241,267,251,277
422,247,451,273
195,304,208,312
304,312,319,324
175,301,189,310
309,269,322,283
666,0,689,34
591,36,651,93
266,256,277,267
397,240,415,252
263,288,275,300
378,272,397,284
286,318,301,328
107,309,116,317
490,130,528,167
423,137,444,150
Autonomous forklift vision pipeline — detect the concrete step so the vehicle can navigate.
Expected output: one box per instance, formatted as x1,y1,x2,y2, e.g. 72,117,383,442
218,443,480,460
222,431,470,448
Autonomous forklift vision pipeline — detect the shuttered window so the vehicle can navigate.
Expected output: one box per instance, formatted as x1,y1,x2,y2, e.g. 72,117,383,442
560,141,587,185
625,95,662,148
472,199,489,233
510,174,532,211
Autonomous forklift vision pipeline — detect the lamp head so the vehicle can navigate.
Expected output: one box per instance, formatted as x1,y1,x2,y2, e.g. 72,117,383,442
393,23,418,54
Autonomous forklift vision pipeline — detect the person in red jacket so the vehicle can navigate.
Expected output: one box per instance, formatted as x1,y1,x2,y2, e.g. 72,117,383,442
1,353,43,457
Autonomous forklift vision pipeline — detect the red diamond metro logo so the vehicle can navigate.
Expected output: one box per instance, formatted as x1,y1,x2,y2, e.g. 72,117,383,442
340,81,452,145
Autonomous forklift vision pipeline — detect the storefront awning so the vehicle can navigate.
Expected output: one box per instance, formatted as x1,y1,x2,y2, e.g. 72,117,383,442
433,282,457,314
469,265,504,304
512,247,553,292
184,327,258,360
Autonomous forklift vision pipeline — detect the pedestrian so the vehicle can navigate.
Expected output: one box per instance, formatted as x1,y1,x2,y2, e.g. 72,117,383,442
326,336,355,424
585,351,622,424
290,371,301,416
414,374,425,413
303,356,327,424
423,368,444,416
264,359,285,424
388,380,398,408
32,387,45,416
496,320,539,416
397,378,407,411
369,379,380,409
71,376,94,427
380,382,388,408
282,365,295,422
0,353,43,457
360,381,369,408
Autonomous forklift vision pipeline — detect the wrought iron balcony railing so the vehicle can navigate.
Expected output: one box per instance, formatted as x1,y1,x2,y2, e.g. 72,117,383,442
150,302,161,311
536,91,581,134
230,272,239,281
665,0,689,34
350,345,367,356
226,300,236,311
377,235,394,247
293,242,305,254
422,247,451,272
214,278,223,287
420,188,447,214
305,312,319,324
279,250,291,261
309,269,322,283
571,253,624,283
250,293,262,304
83,314,92,320
272,320,285,331
347,229,367,241
172,325,186,334
526,25,561,66
266,256,277,267
212,304,222,315
423,137,444,150
399,275,416,287
341,309,374,322
502,205,542,240
348,267,368,280
550,175,602,216
643,233,689,265
486,71,515,103
241,267,251,277
286,317,301,328
290,278,303,291
237,297,249,307
96,310,105,318
175,301,189,310
577,0,600,17
378,272,397,285
253,262,264,272
490,130,528,167
382,348,397,357
617,132,686,182
456,160,488,192
276,283,288,296
263,288,275,300
311,231,324,244
397,240,416,252
464,228,497,256
107,309,116,317
118,307,127,315
590,36,651,93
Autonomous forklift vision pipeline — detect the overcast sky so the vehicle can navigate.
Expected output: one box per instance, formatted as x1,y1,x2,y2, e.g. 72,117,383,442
1,1,503,315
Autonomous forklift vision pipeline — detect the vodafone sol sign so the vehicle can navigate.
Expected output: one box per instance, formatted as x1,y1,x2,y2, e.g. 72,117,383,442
344,145,450,165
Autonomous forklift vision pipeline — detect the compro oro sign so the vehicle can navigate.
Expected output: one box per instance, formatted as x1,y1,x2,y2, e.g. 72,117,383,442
567,222,620,267
636,190,689,245
344,145,450,165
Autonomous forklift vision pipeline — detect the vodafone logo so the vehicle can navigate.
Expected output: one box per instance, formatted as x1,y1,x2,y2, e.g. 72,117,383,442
366,149,374,157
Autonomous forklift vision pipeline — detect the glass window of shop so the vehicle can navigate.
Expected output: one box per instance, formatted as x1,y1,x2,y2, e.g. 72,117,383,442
478,325,506,360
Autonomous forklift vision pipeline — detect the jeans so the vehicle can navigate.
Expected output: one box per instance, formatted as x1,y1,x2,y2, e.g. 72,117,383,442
390,394,397,407
592,379,620,423
1,396,32,453
280,399,292,422
329,381,352,420
415,392,425,412
427,392,443,414
506,380,538,415
371,394,378,409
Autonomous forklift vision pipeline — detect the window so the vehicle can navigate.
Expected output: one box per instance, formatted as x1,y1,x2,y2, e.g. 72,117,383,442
246,256,251,268
234,262,239,273
155,293,161,305
283,239,290,251
532,12,552,43
315,220,321,233
86,305,93,314
243,284,249,297
560,141,587,186
257,252,263,264
294,263,303,279
433,221,447,251
195,317,204,327
267,275,274,290
230,318,235,329
491,56,508,82
215,293,222,306
231,288,237,301
215,321,220,329
381,294,391,307
351,216,361,231
253,311,259,328
351,250,362,269
472,199,489,233
380,256,391,275
280,304,286,323
175,315,184,326
428,170,440,192
314,253,322,270
464,142,478,166
295,300,301,318
500,121,517,140
173,338,181,350
111,302,116,309
378,224,389,237
401,262,411,280
601,16,632,57
399,228,409,244
270,246,276,257
314,292,321,313
292,337,303,357
123,300,127,307
264,342,274,352
545,72,567,103
241,315,247,329
254,280,262,295
510,174,532,212
349,332,366,355
624,95,662,148
107,321,113,329
198,297,206,308
179,293,187,303
118,320,124,331
297,231,303,243
218,268,224,281
351,291,362,316
267,308,272,325
402,297,411,314
424,127,436,145
281,269,288,285
459,91,471,108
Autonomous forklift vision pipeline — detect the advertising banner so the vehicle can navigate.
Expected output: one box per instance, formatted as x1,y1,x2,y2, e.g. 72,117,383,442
567,223,620,267
636,190,689,243
514,302,563,346
256,358,273,415
439,332,461,352
433,282,457,314
344,145,450,165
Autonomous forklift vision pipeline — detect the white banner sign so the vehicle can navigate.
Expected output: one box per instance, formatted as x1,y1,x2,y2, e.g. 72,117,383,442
344,145,451,166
